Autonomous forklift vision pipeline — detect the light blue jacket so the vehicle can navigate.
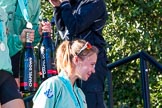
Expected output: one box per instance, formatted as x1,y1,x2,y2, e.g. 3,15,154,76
0,7,12,73
0,0,40,57
33,71,87,108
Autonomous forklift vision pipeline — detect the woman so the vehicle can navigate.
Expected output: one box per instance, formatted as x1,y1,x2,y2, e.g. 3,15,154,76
32,39,98,108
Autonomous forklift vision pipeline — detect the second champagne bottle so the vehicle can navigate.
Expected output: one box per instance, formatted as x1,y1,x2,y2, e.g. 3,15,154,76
39,19,58,82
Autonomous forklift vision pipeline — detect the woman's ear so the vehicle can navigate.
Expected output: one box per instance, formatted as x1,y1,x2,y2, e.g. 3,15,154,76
72,56,79,65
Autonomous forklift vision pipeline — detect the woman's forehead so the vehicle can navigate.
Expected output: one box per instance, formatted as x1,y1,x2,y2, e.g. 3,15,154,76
84,54,97,62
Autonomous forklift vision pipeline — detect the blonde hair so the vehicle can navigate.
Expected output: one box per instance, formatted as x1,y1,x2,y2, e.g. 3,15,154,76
56,39,98,73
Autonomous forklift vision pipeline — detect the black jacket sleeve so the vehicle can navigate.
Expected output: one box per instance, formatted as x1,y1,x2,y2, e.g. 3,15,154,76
54,0,107,39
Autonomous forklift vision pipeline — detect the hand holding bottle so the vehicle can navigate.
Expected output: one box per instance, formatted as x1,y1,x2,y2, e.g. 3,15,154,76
39,20,51,35
20,29,35,43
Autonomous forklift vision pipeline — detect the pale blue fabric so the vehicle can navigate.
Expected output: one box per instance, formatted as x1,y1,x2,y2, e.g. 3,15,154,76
0,21,4,42
18,0,29,22
33,71,87,108
0,7,12,73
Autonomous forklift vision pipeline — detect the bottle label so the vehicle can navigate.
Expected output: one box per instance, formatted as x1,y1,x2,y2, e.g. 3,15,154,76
40,46,57,79
28,57,33,87
40,46,47,78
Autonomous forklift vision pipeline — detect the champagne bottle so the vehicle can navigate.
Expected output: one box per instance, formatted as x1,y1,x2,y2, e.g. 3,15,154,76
39,19,58,82
20,22,38,92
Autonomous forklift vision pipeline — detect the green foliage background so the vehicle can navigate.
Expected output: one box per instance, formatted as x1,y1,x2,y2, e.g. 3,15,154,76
41,0,162,107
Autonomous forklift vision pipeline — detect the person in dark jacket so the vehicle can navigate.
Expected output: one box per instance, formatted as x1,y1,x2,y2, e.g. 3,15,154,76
49,0,109,107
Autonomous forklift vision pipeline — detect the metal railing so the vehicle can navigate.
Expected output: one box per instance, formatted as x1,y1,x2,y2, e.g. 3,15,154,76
107,50,162,108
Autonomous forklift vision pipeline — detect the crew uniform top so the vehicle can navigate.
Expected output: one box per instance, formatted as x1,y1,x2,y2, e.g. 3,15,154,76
33,71,87,108
0,7,12,73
